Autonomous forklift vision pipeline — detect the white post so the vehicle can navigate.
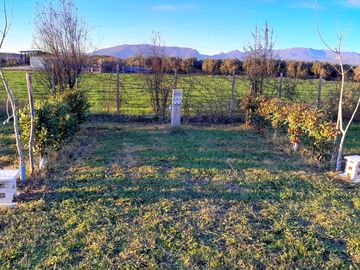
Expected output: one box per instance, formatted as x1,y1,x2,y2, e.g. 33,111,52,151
26,73,35,175
171,89,183,128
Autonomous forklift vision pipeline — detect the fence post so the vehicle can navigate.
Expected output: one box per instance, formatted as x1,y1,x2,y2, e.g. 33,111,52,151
26,73,35,175
51,64,56,94
174,69,178,89
316,76,323,109
116,64,121,114
279,72,283,98
229,70,236,116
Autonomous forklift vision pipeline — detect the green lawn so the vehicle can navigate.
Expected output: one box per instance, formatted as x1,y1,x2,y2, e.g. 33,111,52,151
0,120,359,269
0,116,16,169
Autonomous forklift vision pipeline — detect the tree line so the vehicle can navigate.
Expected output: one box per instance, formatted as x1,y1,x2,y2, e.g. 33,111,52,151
120,55,359,81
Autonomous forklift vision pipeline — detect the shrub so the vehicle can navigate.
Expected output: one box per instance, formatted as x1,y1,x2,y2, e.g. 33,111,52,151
242,96,338,160
19,88,88,158
257,98,288,131
57,88,89,124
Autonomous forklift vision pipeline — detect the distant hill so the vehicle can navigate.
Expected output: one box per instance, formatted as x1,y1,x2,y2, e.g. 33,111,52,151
274,47,360,66
95,44,205,59
94,44,360,65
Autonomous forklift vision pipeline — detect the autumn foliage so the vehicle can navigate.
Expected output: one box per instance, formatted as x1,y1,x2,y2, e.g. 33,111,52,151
243,96,338,159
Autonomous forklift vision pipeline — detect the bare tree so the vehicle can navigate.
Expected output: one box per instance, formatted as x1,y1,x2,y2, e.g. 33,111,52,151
315,3,360,171
33,0,91,92
243,22,276,96
0,0,26,183
142,32,173,118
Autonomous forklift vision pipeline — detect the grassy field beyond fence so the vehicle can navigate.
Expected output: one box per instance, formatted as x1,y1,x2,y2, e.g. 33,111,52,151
1,70,357,117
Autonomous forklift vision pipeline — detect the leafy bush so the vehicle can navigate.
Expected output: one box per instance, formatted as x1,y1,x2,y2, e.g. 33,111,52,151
243,96,338,160
19,88,88,157
57,88,89,124
257,98,289,131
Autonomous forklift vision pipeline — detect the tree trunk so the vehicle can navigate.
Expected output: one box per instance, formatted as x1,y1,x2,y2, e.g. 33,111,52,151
293,142,299,152
26,73,35,175
336,134,346,172
39,156,48,170
0,69,26,183
273,129,278,140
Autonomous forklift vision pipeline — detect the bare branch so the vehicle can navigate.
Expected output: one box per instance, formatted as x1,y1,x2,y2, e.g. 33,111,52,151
0,0,14,49
315,2,338,54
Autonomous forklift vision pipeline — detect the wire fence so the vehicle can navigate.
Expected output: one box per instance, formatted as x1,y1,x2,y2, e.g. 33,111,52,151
1,71,360,122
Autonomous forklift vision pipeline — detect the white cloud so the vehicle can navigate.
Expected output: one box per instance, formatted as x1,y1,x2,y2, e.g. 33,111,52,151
347,0,360,7
289,0,319,9
151,4,196,12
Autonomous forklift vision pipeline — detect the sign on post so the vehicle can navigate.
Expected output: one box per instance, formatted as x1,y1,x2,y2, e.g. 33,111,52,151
171,89,183,127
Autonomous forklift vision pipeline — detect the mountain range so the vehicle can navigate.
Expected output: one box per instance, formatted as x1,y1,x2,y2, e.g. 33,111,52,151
95,44,360,65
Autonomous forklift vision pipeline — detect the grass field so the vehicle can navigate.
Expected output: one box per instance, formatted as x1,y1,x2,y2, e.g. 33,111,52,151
0,70,349,115
0,117,359,268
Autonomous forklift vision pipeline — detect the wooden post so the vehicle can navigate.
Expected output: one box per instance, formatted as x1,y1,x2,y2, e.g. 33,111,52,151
230,70,236,115
26,73,35,175
279,72,283,98
51,64,56,94
171,89,183,128
116,64,121,114
174,69,178,89
316,76,323,109
0,69,26,183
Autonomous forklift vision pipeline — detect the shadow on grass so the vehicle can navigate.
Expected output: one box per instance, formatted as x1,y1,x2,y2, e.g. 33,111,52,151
23,174,316,207
19,123,318,204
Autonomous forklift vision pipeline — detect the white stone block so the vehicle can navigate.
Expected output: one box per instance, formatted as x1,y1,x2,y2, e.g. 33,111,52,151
343,156,360,183
0,169,19,206
0,190,15,203
0,180,16,190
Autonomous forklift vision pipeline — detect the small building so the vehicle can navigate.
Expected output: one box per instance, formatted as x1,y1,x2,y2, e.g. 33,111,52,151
19,50,47,69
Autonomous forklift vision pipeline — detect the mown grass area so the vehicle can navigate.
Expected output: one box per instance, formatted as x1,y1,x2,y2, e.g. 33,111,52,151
0,70,346,115
0,115,16,169
0,119,359,269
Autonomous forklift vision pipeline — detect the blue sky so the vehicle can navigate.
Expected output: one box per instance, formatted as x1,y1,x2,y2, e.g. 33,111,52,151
2,0,360,54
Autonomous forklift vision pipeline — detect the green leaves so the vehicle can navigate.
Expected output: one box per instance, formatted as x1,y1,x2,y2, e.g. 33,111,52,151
19,88,88,157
